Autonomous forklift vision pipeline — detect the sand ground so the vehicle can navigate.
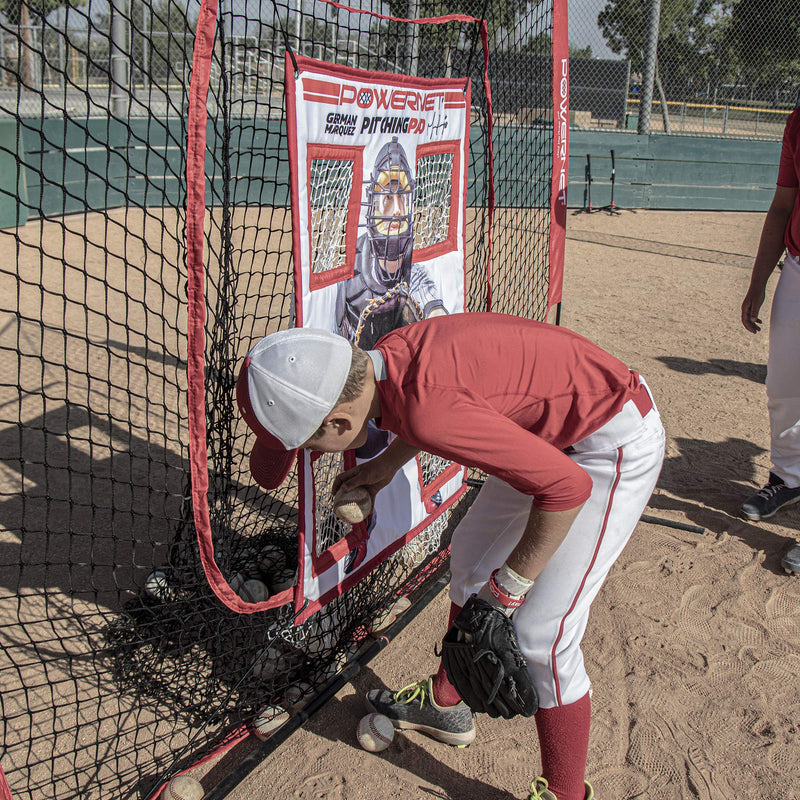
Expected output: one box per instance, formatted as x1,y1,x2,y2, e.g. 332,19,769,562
8,207,797,800
197,208,800,800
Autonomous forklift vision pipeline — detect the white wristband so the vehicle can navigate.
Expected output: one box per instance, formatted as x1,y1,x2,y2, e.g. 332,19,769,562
476,562,535,616
494,562,534,597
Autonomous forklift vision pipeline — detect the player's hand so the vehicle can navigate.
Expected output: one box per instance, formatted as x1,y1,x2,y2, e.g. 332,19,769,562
741,287,765,333
332,455,398,501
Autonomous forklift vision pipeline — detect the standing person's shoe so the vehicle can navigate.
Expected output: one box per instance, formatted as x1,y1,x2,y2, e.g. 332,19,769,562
740,472,800,521
365,676,475,746
527,776,595,800
781,541,800,575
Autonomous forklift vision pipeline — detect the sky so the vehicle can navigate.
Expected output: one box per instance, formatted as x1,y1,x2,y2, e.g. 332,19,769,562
569,0,616,59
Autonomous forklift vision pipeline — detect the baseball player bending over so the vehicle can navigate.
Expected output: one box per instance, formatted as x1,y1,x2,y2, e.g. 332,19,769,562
237,313,665,800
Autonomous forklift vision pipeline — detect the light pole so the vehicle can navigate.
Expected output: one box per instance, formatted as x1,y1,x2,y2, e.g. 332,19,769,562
405,0,419,76
110,0,129,117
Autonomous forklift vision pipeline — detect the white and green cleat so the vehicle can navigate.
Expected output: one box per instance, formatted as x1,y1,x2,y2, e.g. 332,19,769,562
365,676,476,747
527,776,595,800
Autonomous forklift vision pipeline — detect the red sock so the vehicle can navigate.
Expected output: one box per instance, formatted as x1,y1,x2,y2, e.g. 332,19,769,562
431,602,462,707
534,693,591,800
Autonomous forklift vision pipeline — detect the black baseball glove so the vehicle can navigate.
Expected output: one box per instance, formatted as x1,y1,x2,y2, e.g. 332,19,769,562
439,594,538,719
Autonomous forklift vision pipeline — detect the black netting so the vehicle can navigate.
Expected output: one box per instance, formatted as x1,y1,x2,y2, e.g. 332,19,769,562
0,1,557,797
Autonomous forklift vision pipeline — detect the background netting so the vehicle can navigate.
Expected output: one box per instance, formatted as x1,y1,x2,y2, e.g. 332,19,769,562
0,1,560,798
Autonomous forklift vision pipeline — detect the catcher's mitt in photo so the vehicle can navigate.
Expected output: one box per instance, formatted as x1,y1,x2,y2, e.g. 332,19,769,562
440,594,538,719
352,282,424,348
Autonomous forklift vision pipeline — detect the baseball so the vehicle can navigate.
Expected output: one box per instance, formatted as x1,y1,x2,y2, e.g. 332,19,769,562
164,774,204,800
251,642,304,681
305,629,337,657
283,680,312,711
228,572,245,594
259,544,288,574
144,570,174,602
251,703,290,741
333,486,373,524
356,712,395,753
268,567,297,593
237,578,270,603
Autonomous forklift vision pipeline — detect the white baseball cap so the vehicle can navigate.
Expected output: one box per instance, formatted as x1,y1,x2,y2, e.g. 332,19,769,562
236,328,353,489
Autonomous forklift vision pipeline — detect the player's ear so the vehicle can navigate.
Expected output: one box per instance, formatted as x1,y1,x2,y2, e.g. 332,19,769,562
322,410,355,434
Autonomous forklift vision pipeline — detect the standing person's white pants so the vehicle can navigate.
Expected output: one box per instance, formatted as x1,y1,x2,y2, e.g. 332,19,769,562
449,387,665,708
767,251,800,488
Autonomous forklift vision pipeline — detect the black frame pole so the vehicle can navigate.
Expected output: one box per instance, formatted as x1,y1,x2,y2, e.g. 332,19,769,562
573,153,599,215
598,149,636,215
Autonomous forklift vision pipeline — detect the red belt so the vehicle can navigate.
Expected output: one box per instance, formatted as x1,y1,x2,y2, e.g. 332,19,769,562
631,383,654,417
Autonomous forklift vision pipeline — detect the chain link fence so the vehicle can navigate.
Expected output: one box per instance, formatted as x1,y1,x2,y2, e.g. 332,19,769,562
0,1,197,118
2,0,798,138
569,0,800,139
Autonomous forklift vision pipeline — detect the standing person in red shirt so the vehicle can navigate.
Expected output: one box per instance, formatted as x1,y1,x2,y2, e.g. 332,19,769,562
740,106,800,573
237,313,666,800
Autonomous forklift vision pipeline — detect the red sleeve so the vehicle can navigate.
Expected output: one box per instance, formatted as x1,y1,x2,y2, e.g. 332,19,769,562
777,111,799,188
404,391,592,511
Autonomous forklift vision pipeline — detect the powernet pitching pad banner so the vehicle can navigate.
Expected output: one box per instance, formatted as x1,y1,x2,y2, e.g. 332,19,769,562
286,54,469,621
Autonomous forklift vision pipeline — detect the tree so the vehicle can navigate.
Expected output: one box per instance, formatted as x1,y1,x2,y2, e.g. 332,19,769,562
411,0,527,45
93,0,198,87
1,0,86,88
726,0,800,100
595,0,796,105
132,0,197,82
601,0,800,109
597,0,732,127
0,0,83,22
380,0,528,76
521,30,549,54
569,44,593,59
598,0,725,78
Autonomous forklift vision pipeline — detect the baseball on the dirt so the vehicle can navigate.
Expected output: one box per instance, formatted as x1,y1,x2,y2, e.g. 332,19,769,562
333,486,372,524
356,712,395,752
251,704,290,741
164,774,205,800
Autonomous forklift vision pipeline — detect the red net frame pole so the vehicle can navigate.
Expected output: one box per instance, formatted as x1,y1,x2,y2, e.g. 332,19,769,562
548,0,570,315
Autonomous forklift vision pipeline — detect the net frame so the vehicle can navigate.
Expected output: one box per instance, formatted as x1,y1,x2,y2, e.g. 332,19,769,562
0,0,568,795
185,8,497,620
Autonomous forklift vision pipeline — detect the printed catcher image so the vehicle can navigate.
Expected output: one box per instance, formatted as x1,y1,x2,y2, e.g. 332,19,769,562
336,136,448,351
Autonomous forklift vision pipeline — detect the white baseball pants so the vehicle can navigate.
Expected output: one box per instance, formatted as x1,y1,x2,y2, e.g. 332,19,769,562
767,251,800,488
449,387,665,708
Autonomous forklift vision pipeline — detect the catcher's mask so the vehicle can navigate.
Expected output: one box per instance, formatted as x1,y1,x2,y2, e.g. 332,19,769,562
364,137,414,271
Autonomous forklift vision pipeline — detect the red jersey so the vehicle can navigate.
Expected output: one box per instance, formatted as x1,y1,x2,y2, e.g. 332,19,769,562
374,313,644,511
777,106,800,257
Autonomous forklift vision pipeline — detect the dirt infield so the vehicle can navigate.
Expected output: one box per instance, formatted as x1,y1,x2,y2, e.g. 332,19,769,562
4,207,798,800
206,209,800,800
